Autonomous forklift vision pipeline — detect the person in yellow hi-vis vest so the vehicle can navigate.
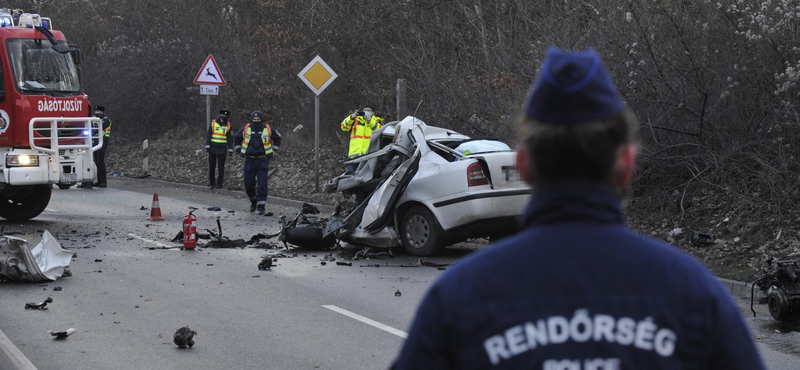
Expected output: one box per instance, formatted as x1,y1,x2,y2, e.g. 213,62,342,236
340,104,383,172
204,109,234,190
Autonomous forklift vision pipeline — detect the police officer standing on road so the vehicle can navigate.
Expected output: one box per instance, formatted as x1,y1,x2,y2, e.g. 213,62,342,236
392,47,766,369
340,104,383,172
78,105,111,189
205,109,234,190
234,110,281,215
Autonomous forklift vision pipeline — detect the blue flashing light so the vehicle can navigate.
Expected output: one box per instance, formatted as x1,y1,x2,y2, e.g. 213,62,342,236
41,20,49,28
82,130,90,136
0,18,11,27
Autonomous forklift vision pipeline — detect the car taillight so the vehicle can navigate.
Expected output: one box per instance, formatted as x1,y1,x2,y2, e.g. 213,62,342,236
467,163,489,187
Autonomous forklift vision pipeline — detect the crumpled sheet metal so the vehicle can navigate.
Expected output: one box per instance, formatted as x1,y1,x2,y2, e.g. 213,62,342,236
0,231,73,282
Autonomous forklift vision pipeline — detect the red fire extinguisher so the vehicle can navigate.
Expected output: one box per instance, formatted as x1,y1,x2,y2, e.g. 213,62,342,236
183,207,198,250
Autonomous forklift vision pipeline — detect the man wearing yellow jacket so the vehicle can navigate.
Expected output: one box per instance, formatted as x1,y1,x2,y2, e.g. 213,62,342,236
340,104,383,172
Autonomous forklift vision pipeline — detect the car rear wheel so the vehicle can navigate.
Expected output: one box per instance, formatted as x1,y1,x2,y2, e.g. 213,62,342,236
57,184,72,190
400,205,443,256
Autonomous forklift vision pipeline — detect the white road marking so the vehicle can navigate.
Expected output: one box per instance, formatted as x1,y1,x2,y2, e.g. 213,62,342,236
322,305,408,339
44,208,58,213
127,233,180,249
0,327,38,370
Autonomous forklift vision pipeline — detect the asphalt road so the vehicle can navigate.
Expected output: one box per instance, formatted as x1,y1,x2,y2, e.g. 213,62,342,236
0,177,798,369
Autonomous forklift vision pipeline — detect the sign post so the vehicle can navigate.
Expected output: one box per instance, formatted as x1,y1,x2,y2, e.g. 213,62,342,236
193,55,226,131
297,56,337,193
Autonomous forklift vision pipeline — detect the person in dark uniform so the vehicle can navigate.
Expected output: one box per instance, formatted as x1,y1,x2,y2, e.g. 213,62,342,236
205,109,234,190
233,110,281,215
392,47,766,370
77,105,111,189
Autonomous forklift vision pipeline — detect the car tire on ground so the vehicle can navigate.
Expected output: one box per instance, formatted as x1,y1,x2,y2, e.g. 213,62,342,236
284,226,335,250
0,185,52,221
399,205,443,256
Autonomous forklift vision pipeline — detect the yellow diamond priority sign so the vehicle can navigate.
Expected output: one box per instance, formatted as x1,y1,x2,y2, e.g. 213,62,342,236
298,56,337,95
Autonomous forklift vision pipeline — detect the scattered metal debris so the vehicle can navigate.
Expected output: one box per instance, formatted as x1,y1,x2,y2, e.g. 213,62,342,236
0,231,73,282
752,259,800,321
258,257,273,270
48,328,76,339
173,326,197,348
280,213,336,249
354,247,394,260
692,231,715,246
336,261,352,266
301,203,320,215
25,297,53,310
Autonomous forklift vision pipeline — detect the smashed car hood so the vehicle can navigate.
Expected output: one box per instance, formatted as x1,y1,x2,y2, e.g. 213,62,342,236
0,231,74,282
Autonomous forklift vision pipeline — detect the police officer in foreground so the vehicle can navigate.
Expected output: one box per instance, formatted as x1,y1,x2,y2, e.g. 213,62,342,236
233,110,281,215
77,105,111,189
205,109,234,190
392,47,766,369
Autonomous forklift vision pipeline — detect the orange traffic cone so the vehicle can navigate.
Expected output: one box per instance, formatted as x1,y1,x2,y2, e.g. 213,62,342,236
147,193,166,221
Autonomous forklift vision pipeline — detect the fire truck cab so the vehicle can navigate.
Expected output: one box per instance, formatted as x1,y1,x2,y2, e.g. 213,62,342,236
0,9,101,221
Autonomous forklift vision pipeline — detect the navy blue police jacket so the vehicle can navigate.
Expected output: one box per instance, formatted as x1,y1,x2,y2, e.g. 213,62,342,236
233,122,282,157
393,182,766,370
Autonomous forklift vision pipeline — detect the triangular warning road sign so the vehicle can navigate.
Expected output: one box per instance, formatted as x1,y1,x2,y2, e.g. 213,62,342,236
193,54,226,86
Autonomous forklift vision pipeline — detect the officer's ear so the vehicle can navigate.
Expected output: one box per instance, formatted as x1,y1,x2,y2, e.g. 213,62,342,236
612,144,636,192
516,146,534,186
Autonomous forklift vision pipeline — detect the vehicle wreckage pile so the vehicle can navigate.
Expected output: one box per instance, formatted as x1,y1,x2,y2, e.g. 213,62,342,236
752,259,800,322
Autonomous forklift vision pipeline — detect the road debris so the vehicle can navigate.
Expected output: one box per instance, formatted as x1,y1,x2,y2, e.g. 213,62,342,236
281,213,335,249
692,231,715,246
173,326,197,348
752,259,800,321
207,206,222,211
301,203,320,215
48,328,76,339
94,259,103,262
53,287,63,291
0,231,74,282
395,290,402,297
354,247,394,260
25,297,53,310
320,261,327,266
139,206,149,211
258,257,273,270
336,261,352,266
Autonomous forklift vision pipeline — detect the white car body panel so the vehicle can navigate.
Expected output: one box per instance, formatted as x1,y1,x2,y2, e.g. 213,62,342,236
336,116,531,250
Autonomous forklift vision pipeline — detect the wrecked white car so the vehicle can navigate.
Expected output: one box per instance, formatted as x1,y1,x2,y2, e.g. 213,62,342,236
325,116,531,256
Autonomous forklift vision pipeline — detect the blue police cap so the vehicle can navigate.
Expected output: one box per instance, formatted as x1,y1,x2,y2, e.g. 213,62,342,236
524,47,624,124
251,110,263,120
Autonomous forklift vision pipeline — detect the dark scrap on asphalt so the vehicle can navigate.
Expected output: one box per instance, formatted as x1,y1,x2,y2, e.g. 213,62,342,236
48,328,76,339
25,297,53,310
752,259,800,321
174,326,197,348
258,257,273,270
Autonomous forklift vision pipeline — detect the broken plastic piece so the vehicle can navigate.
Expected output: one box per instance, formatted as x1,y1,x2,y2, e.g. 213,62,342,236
336,261,352,266
48,328,76,339
692,231,715,245
25,297,53,310
395,290,402,297
174,326,197,348
320,261,327,266
258,257,272,270
301,203,320,215
207,206,222,211
0,231,74,282
53,287,62,291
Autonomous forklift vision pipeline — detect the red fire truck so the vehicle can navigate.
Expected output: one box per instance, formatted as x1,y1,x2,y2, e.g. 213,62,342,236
0,9,101,221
